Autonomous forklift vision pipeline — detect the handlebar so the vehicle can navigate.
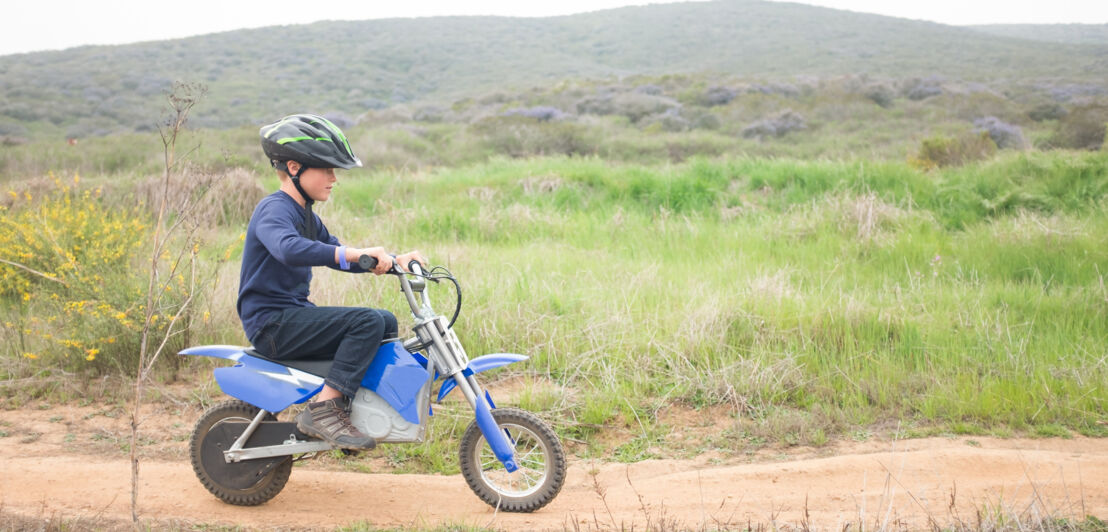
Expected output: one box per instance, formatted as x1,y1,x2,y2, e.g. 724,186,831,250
356,255,461,329
357,254,424,275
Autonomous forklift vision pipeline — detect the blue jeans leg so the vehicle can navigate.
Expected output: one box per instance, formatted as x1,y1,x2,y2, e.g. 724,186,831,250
251,306,398,398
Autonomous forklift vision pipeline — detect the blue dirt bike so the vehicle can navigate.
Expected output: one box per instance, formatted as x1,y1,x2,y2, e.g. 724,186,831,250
180,258,566,512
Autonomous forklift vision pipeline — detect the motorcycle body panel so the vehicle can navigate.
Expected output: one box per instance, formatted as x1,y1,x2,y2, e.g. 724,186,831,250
180,343,432,419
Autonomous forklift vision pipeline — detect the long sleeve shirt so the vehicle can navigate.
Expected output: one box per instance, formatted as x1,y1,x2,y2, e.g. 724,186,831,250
236,190,366,341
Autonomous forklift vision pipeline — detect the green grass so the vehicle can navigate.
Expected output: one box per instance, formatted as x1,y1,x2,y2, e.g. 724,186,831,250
3,149,1106,461
315,151,1108,445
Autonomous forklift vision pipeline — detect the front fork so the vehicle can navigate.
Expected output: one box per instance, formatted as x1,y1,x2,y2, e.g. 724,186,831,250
418,315,519,473
452,372,519,472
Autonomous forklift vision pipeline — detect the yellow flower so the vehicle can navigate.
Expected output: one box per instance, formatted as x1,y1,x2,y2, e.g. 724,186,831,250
22,353,38,359
23,191,31,201
7,191,16,200
22,292,30,301
85,348,99,361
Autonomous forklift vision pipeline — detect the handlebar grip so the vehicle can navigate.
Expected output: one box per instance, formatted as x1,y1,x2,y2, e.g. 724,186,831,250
358,255,378,270
408,260,424,275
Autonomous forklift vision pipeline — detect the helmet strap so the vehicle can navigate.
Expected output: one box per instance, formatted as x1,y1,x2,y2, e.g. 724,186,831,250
287,162,318,240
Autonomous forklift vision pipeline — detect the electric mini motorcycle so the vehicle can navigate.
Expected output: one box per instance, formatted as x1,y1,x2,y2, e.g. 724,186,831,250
180,258,566,512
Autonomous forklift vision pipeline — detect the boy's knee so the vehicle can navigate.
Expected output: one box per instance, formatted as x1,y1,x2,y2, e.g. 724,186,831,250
377,309,399,338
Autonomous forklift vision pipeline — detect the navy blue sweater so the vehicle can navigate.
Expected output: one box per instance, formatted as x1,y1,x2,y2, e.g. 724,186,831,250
237,191,365,341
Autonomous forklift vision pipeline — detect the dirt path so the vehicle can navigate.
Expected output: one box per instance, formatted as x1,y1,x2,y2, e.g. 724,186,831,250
1,402,1106,530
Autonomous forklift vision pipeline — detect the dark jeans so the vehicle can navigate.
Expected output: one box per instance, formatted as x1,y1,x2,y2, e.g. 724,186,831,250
251,306,398,398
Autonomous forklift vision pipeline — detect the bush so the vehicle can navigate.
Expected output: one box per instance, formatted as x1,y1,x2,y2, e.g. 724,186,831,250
576,93,680,123
502,106,569,122
909,132,997,170
641,109,690,132
863,84,895,108
1046,104,1108,150
472,116,597,158
973,116,1027,150
903,78,943,101
701,86,737,107
0,177,171,373
1028,103,1067,122
742,110,806,139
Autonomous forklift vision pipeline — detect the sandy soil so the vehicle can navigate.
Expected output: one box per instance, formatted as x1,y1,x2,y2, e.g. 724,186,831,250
1,399,1105,531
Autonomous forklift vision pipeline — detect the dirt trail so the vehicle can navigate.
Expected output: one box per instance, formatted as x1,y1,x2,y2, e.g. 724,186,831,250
1,402,1106,530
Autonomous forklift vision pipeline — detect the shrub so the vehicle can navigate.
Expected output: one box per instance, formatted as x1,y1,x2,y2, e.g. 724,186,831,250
640,109,690,132
903,78,943,101
973,116,1027,150
472,116,597,158
413,106,446,123
1028,103,1067,122
0,176,167,373
634,84,664,96
1046,104,1108,150
742,110,806,139
747,83,800,97
690,113,722,131
909,132,997,170
576,93,680,123
502,106,568,122
701,86,737,107
863,84,895,108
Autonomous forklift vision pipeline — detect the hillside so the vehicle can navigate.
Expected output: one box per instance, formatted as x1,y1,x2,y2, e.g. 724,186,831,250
969,23,1108,45
1,0,1106,139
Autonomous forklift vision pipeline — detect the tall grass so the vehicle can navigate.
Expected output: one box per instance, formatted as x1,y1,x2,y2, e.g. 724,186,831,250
314,151,1107,443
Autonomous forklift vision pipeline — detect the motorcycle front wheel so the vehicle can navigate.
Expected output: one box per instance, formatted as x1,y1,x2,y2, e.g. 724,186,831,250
459,407,566,512
189,399,293,506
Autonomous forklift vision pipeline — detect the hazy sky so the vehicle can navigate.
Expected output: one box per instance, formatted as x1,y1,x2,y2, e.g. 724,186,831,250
4,0,1106,56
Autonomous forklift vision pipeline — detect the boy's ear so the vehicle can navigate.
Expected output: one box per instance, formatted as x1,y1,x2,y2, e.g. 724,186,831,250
285,160,301,176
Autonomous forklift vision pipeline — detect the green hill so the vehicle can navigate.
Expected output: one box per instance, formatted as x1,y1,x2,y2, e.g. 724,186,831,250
1,0,1106,138
969,23,1108,45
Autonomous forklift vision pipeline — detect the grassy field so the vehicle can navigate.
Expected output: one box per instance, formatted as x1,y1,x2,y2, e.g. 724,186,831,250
4,147,1103,468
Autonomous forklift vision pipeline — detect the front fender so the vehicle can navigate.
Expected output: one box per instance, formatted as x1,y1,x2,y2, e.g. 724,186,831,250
436,353,527,403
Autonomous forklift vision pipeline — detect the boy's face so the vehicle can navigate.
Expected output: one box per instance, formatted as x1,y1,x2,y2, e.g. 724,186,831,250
286,161,337,202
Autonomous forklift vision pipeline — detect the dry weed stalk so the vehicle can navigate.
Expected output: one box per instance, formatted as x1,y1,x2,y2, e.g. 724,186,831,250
129,81,209,526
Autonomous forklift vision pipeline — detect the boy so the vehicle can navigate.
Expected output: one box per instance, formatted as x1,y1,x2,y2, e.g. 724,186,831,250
237,113,423,449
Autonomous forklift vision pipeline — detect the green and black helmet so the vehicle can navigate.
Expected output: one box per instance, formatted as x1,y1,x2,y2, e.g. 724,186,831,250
259,114,362,171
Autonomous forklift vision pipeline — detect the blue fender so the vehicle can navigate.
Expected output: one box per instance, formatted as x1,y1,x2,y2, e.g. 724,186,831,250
436,353,528,403
179,345,324,413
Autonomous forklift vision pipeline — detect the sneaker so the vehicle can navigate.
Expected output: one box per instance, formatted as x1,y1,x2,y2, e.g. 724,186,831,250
295,398,376,449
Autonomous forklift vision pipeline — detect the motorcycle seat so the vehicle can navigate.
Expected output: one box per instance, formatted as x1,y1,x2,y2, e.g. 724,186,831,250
243,347,334,377
242,336,401,378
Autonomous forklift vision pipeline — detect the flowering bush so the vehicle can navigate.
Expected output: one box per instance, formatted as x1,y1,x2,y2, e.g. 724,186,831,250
973,116,1027,150
0,175,189,373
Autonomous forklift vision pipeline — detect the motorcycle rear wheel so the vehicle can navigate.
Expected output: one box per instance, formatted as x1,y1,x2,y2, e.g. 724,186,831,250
459,407,566,512
189,399,293,506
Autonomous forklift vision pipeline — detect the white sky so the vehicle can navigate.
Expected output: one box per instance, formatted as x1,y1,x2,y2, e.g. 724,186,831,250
4,0,1106,56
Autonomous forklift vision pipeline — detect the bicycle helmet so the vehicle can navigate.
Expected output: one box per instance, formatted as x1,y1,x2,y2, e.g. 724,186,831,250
259,114,362,171
259,114,361,240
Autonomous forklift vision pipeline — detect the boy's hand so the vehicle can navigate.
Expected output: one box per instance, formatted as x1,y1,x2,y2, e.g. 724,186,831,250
348,246,393,275
395,251,427,272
